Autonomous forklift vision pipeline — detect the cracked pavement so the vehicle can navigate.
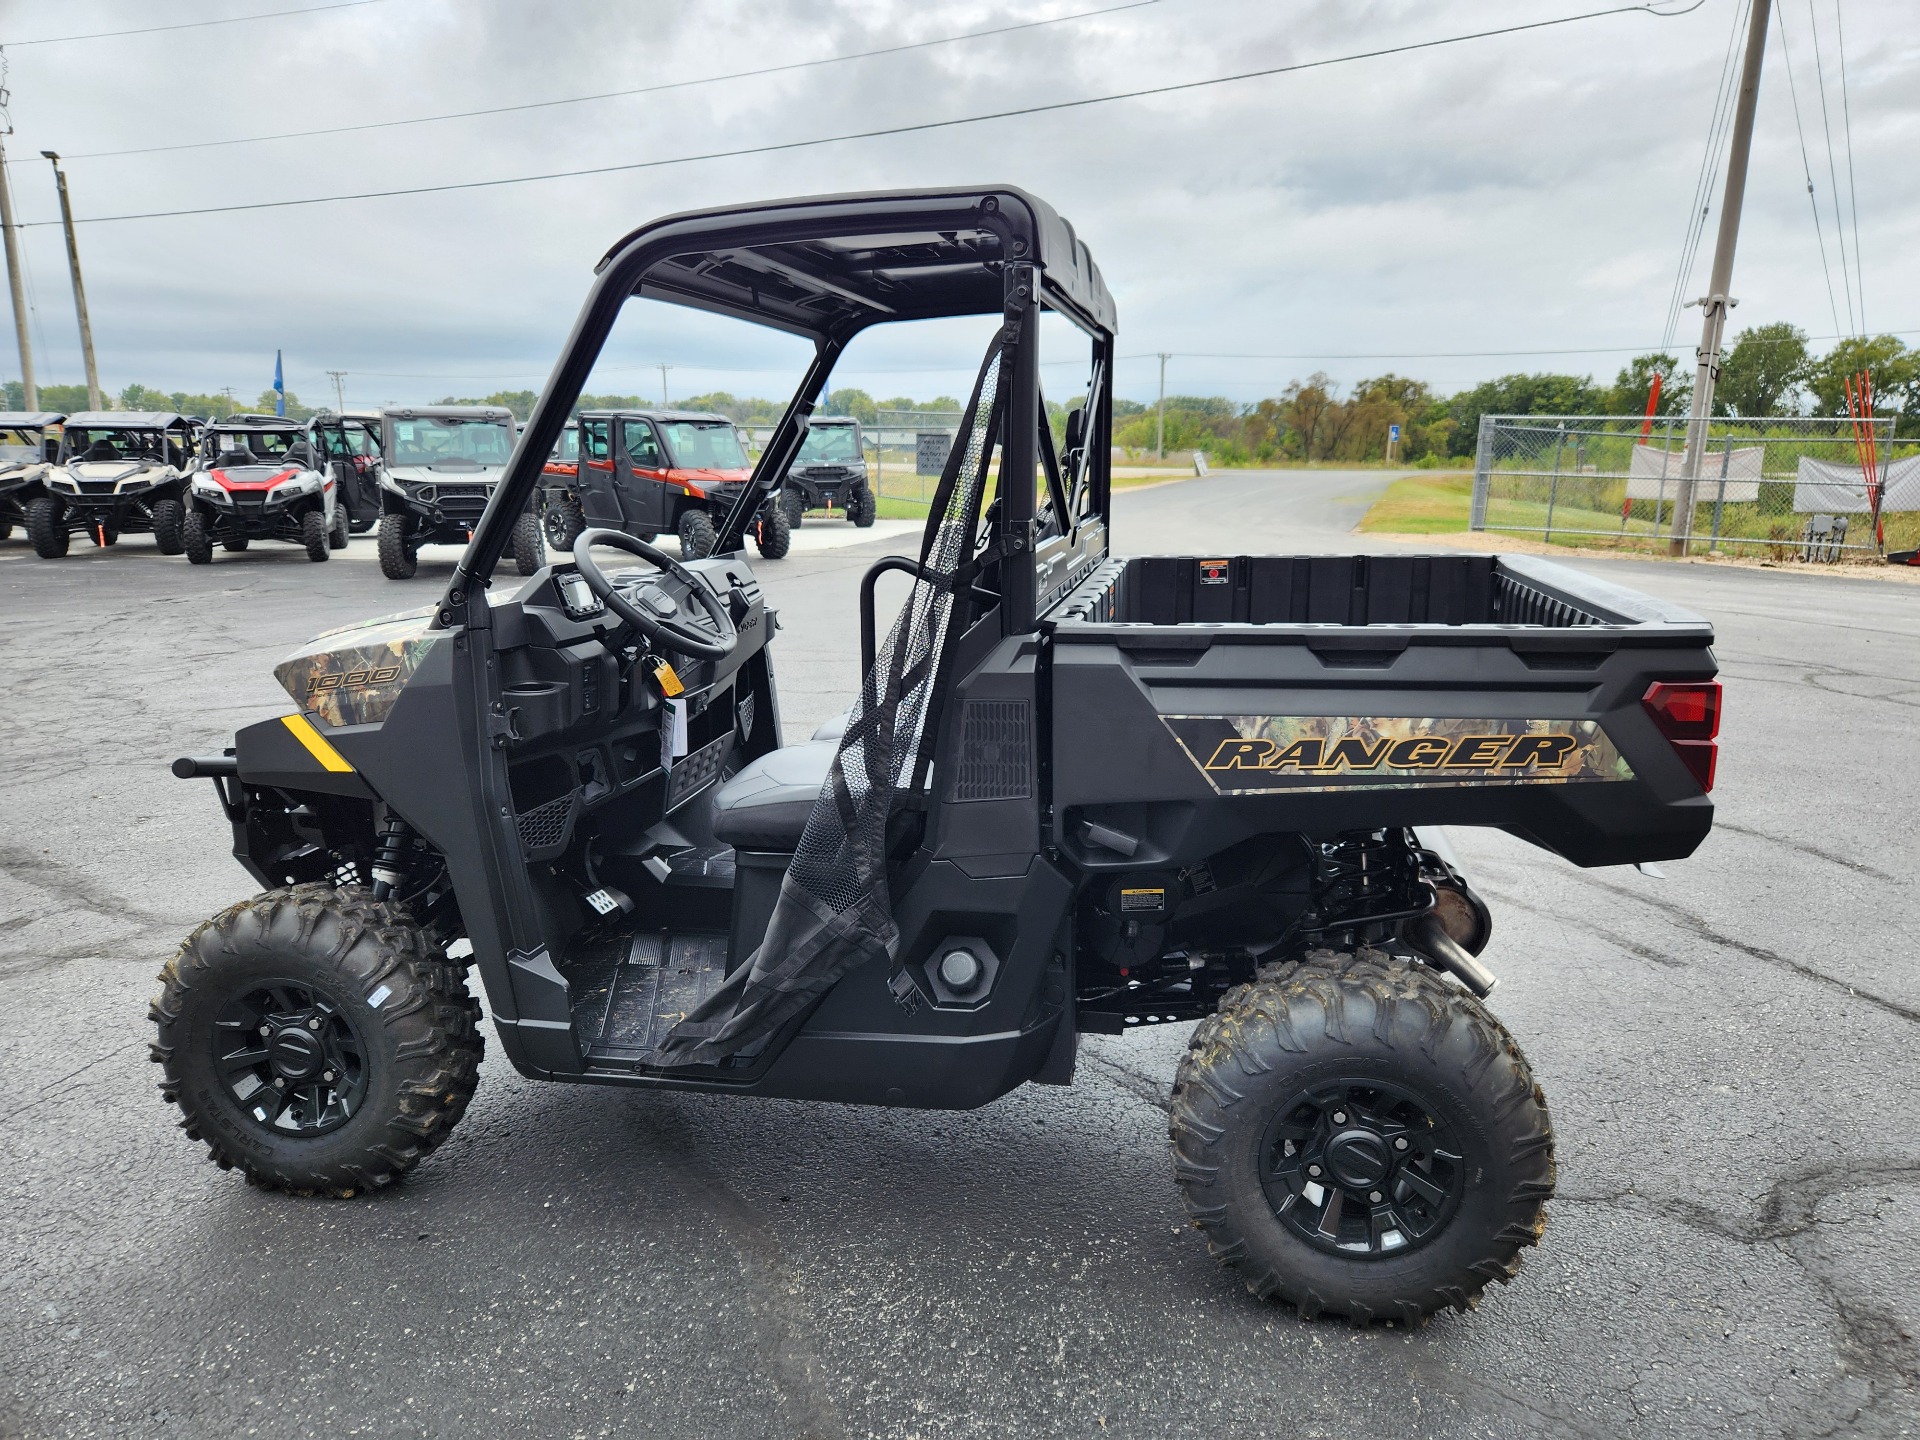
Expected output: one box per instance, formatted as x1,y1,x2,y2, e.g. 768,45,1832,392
1,469,1915,1438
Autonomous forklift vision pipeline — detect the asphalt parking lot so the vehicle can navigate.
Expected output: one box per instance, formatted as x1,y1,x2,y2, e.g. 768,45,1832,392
3,470,1916,1439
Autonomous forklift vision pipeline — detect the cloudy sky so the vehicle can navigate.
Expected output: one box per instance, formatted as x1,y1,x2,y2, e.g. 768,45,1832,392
1,0,1912,410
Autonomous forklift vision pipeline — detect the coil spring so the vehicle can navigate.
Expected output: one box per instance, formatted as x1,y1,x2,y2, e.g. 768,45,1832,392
1308,829,1428,937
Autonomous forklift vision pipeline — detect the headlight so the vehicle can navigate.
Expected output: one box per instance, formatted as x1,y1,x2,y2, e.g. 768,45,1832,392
52,476,75,491
379,473,408,495
269,473,319,499
192,477,229,502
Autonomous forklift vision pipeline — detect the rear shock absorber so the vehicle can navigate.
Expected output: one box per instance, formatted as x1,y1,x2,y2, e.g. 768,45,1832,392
1306,829,1427,944
370,815,413,901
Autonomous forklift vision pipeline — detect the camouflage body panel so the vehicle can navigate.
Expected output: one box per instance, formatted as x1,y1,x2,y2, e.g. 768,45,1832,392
274,608,442,728
1163,714,1634,796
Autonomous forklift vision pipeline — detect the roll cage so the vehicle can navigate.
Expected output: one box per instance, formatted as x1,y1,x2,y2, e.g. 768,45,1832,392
448,186,1117,636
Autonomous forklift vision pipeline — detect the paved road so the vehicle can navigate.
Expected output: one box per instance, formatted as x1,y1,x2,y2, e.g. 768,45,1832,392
2,469,1916,1438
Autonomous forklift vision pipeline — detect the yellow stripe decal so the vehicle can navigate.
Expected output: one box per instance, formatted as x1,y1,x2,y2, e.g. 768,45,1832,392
282,714,354,773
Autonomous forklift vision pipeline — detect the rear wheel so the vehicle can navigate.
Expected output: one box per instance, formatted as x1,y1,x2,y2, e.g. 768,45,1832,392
849,485,877,527
378,512,417,579
302,510,330,561
152,498,186,555
26,496,67,557
149,884,483,1197
542,494,584,551
183,510,214,565
1169,947,1554,1326
511,509,545,575
677,507,716,560
223,536,250,553
753,503,791,559
782,488,805,528
329,504,350,550
91,521,120,548
0,517,12,541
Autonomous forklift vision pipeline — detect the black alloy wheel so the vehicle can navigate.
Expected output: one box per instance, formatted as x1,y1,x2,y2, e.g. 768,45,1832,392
1259,1078,1464,1258
212,980,369,1136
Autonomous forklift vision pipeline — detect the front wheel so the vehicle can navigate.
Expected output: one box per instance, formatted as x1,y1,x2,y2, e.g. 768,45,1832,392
329,504,350,550
542,494,584,552
26,495,67,557
848,485,877,528
782,488,805,528
301,509,330,561
753,502,791,559
182,510,214,564
152,498,186,555
511,509,545,575
1169,948,1554,1326
377,512,417,579
149,884,483,1197
677,507,716,560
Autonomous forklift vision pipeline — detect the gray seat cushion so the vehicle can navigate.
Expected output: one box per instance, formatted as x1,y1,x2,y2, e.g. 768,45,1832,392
710,741,837,850
810,709,852,743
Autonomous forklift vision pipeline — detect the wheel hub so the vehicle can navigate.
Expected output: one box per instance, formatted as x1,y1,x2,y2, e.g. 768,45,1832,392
212,981,368,1136
1259,1078,1466,1259
1324,1129,1391,1188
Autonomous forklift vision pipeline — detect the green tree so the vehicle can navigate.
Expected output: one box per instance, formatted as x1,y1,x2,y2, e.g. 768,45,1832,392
821,388,877,424
1604,353,1690,417
257,388,317,421
1446,372,1603,456
1713,325,1808,417
1803,335,1917,425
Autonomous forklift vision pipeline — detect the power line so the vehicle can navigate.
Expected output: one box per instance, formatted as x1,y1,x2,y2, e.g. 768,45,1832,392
19,1,1706,229
5,0,389,48
1773,2,1844,336
1805,0,1855,333
1834,0,1863,333
63,0,1165,161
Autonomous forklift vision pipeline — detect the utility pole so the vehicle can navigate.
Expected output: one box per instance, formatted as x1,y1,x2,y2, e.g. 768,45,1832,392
1154,352,1170,460
327,369,348,410
1672,0,1771,556
0,129,37,411
657,363,673,407
40,152,100,411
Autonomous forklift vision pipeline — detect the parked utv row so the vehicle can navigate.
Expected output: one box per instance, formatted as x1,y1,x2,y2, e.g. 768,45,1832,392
3,402,814,574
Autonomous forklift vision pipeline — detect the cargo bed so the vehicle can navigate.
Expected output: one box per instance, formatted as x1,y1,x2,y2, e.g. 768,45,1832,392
1045,553,1718,868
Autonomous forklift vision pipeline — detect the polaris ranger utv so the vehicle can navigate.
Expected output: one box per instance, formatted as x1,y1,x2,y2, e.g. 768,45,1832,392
30,411,198,557
157,188,1720,1325
183,415,348,563
781,414,876,527
372,405,516,579
0,411,63,541
541,408,790,561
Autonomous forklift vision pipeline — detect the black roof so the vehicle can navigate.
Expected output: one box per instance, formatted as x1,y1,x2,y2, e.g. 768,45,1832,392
599,185,1115,340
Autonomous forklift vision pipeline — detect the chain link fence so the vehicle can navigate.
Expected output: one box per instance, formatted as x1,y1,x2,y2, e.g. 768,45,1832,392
1470,414,1919,559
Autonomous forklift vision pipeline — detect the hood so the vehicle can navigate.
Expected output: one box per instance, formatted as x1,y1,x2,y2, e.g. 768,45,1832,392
387,461,503,485
0,458,47,482
670,466,752,490
200,463,312,489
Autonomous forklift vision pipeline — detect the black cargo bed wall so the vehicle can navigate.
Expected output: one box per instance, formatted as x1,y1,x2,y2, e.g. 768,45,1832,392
1098,556,1604,629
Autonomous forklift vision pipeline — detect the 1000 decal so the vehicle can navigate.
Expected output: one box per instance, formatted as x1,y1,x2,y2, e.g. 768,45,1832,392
1162,714,1633,794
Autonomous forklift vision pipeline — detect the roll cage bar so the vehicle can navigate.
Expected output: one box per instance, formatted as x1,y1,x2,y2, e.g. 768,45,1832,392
444,186,1117,635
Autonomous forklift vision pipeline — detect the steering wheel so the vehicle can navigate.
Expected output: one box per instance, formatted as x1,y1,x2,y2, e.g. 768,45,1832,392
571,528,739,663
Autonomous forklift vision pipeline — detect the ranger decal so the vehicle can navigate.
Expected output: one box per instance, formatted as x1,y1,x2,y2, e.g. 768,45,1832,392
1162,714,1633,794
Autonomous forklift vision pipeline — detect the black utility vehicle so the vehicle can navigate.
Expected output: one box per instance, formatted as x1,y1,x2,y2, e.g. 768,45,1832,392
0,411,63,541
32,411,198,556
372,405,516,579
184,415,348,563
158,188,1719,1325
782,415,875,527
544,408,790,561
311,410,385,535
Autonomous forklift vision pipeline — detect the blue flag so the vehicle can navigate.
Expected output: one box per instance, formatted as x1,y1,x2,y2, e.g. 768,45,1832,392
274,350,286,417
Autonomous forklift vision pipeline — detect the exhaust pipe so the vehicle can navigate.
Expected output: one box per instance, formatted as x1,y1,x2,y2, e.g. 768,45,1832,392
1411,911,1499,998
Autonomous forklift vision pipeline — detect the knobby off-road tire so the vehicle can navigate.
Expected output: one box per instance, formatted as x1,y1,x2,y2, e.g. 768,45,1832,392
302,510,331,562
378,512,417,579
223,535,250,552
542,494,584,552
849,485,877,528
782,488,805,528
678,507,716,560
1169,947,1555,1326
0,517,12,541
329,504,350,550
753,503,792,559
182,511,215,564
511,509,545,575
26,495,68,557
152,498,186,555
149,884,483,1197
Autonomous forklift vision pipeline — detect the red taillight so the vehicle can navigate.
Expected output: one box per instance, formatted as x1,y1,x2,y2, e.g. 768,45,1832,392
1643,681,1721,792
